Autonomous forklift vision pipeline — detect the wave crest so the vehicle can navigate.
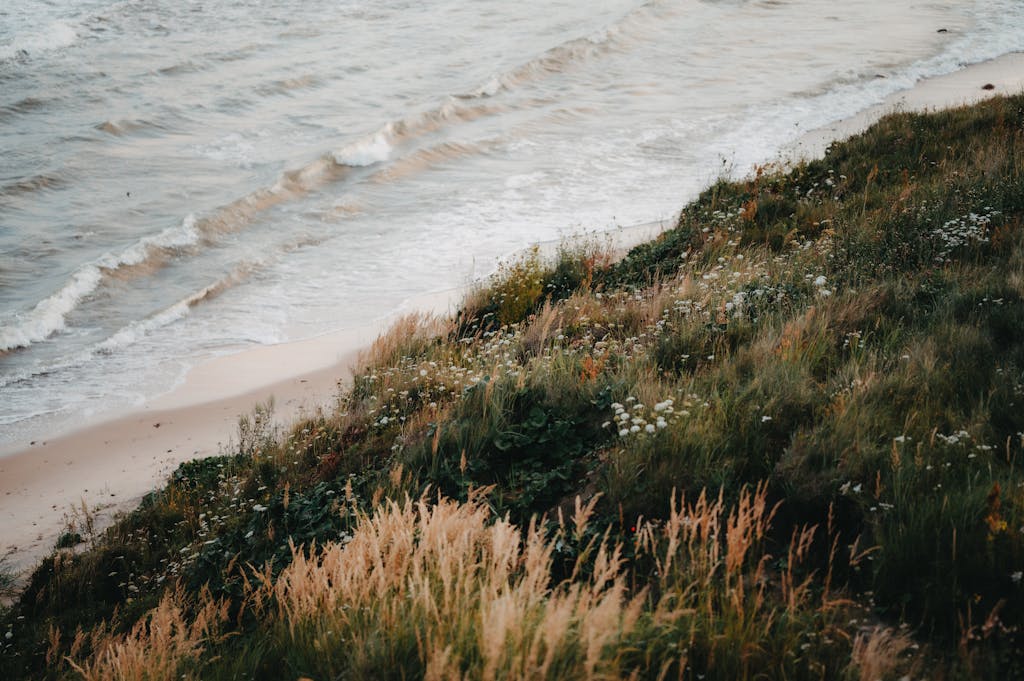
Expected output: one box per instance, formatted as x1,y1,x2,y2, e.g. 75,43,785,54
0,215,200,352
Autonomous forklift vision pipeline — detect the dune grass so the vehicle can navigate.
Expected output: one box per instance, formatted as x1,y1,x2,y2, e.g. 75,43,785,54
4,93,1024,679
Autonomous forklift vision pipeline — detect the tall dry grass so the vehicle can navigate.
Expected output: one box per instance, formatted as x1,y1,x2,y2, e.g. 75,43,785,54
266,490,644,679
63,485,865,680
65,588,227,681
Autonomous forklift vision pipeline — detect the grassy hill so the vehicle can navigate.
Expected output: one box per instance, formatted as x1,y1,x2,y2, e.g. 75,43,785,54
4,92,1024,680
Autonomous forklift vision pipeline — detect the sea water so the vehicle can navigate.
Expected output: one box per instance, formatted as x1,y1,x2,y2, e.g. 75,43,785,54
2,0,1023,448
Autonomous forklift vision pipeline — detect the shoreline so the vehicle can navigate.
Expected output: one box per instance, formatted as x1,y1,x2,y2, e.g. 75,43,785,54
782,51,1024,161
2,51,1023,577
0,220,667,575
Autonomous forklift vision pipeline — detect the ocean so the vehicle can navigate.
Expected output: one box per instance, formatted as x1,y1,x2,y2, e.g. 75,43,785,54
2,0,1023,448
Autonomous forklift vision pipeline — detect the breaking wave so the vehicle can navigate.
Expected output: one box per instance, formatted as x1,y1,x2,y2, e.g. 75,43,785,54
0,215,201,352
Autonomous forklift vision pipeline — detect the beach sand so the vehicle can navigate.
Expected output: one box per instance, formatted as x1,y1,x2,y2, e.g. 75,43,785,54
2,52,1023,577
0,330,368,574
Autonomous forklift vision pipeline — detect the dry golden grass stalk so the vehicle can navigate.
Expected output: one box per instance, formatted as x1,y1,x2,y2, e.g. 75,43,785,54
67,587,227,681
850,625,915,681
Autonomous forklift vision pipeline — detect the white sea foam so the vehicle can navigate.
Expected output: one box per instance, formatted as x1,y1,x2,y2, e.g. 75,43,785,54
333,127,394,167
0,215,200,352
471,76,503,98
0,21,78,61
114,213,201,267
0,265,102,352
0,260,258,411
95,260,259,355
95,300,193,355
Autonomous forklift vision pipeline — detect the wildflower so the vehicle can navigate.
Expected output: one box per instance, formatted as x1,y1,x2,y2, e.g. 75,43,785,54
619,428,629,437
761,415,772,422
813,275,827,287
1013,571,1023,584
252,504,268,512
645,424,656,434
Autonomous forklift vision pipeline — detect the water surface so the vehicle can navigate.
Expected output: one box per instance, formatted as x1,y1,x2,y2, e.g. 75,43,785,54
2,0,1023,447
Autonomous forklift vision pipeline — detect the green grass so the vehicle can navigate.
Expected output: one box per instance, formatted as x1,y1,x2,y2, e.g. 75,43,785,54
5,93,1024,679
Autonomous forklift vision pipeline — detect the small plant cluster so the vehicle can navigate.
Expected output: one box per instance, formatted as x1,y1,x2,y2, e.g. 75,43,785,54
607,397,676,437
5,93,1024,680
931,209,998,262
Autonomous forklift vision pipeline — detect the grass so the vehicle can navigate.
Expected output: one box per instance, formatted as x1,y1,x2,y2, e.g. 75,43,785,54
61,487,865,680
4,93,1024,679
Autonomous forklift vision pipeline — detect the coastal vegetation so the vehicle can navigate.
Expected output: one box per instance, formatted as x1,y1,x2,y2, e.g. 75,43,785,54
4,92,1024,679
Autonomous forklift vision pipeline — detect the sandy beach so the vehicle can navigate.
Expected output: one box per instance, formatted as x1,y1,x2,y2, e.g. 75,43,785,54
2,51,1023,578
0,328,368,573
